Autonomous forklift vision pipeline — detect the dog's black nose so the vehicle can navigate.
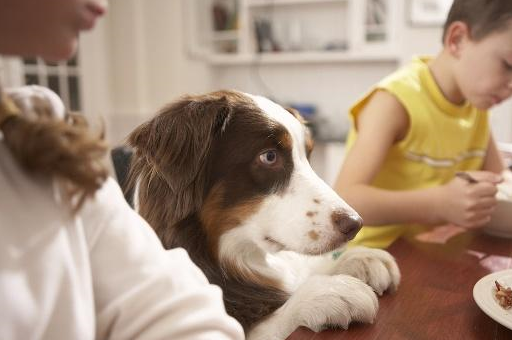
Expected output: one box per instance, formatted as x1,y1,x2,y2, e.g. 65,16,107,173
331,211,363,240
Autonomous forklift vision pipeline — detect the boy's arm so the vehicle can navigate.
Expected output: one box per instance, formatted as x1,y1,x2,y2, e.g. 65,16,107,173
335,91,499,228
483,133,507,173
335,90,426,225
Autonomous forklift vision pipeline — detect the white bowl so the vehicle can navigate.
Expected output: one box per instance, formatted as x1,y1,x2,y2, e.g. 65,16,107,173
485,199,512,238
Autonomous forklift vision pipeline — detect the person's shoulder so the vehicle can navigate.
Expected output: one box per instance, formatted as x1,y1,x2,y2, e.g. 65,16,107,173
81,177,128,216
365,57,433,119
78,177,140,247
379,57,428,93
92,177,126,205
79,177,132,226
351,57,429,117
359,90,409,133
347,84,410,148
367,90,407,111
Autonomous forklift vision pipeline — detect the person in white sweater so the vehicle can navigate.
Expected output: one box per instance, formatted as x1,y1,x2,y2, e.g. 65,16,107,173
0,1,244,339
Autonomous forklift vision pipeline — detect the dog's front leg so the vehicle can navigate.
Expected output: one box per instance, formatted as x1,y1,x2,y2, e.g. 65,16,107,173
247,274,378,340
329,246,401,295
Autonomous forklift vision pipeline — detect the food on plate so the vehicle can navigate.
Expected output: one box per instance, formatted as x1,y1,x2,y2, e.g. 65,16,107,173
494,280,512,309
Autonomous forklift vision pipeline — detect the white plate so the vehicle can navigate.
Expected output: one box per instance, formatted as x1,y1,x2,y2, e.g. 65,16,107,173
473,269,512,329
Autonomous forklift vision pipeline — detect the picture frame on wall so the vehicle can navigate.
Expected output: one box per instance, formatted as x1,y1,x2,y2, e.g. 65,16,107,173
408,0,452,27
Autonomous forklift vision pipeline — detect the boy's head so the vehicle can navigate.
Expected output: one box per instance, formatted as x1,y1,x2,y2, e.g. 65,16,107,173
443,0,512,42
442,0,512,110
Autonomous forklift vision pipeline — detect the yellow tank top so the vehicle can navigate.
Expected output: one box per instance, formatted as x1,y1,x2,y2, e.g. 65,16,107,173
346,57,490,248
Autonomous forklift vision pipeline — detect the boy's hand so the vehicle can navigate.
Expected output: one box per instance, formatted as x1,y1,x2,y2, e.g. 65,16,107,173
434,171,502,228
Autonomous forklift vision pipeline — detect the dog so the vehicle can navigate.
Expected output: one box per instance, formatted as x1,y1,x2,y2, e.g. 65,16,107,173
127,90,400,340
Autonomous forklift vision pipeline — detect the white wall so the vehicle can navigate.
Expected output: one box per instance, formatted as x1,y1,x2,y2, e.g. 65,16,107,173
101,0,213,145
0,57,23,87
142,0,214,110
211,60,398,133
80,17,112,123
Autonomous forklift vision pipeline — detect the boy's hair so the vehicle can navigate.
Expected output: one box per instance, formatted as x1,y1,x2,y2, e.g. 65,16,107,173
443,0,512,42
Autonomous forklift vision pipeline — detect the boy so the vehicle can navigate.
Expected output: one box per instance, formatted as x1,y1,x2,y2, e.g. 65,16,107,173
335,0,512,248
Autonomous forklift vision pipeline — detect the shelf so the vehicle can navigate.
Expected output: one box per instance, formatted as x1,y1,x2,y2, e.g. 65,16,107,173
208,50,399,65
211,30,239,42
247,0,349,8
365,24,386,34
186,0,398,66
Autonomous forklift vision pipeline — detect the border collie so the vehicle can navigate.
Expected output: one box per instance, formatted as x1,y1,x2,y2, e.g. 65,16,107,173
127,90,400,340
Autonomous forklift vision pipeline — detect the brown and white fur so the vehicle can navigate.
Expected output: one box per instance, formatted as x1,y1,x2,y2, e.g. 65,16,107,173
127,90,400,340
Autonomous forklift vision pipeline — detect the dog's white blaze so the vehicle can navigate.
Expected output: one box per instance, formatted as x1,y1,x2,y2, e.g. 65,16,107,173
243,94,360,254
218,93,363,292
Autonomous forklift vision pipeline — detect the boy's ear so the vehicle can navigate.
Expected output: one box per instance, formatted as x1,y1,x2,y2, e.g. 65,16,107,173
128,94,233,220
444,21,470,56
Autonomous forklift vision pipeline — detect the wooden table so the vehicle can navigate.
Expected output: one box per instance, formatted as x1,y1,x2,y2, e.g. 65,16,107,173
287,230,512,339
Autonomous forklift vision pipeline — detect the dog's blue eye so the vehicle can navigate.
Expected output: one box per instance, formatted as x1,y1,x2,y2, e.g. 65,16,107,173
259,150,277,165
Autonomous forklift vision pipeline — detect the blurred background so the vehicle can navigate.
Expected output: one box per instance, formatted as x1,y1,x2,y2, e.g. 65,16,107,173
1,0,511,185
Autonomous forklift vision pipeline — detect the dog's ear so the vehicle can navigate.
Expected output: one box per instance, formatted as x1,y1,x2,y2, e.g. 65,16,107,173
128,94,233,222
285,107,306,124
285,107,314,158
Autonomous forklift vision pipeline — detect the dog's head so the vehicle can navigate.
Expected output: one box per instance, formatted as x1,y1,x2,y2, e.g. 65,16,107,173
128,90,361,258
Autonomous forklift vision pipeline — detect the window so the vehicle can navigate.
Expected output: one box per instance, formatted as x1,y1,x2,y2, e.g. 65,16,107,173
22,54,82,111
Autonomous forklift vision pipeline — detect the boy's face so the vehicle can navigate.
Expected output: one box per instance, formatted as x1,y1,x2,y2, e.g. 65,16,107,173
454,22,512,110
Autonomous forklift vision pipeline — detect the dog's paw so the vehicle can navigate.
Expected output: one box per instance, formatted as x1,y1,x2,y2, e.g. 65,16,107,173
333,246,400,295
286,275,378,332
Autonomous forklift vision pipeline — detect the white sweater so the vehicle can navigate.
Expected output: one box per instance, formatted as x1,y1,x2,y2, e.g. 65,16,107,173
0,143,244,340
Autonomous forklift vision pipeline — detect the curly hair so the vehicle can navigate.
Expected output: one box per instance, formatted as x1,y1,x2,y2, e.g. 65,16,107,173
0,85,109,212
